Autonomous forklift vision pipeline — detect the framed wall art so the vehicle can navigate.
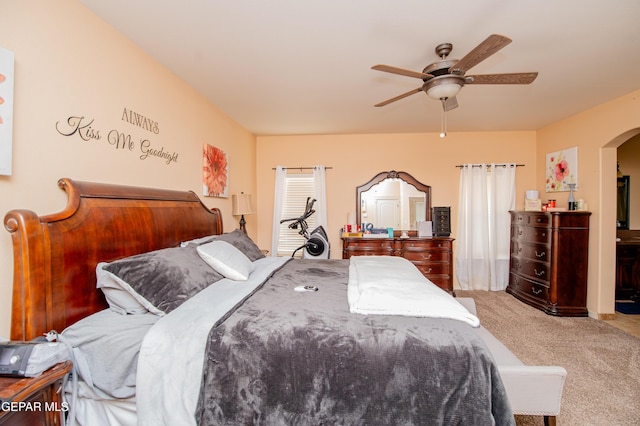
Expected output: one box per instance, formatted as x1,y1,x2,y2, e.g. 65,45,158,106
545,147,578,192
0,46,14,176
202,143,229,197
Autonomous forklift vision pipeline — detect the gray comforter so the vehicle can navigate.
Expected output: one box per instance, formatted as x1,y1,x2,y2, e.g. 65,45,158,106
195,259,514,425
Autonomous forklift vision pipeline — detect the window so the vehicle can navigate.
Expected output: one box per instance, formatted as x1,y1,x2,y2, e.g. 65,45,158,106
276,174,318,256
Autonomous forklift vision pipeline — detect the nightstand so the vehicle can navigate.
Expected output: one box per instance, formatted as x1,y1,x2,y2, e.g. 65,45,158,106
0,360,72,425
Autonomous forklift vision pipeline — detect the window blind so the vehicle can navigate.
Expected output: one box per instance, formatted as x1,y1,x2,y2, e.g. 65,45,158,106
277,174,318,256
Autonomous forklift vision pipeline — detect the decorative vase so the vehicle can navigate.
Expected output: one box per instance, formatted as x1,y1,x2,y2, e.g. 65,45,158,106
567,183,577,210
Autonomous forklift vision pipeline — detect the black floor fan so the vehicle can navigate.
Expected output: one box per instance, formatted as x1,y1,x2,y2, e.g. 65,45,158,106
279,197,330,259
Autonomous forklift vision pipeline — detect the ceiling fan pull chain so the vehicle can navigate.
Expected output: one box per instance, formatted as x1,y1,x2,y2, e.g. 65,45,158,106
440,99,447,138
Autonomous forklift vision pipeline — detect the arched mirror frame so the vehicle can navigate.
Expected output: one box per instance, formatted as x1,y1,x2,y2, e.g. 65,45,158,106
356,170,432,233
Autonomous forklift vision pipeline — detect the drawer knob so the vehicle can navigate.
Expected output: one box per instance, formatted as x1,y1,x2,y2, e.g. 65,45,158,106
425,267,433,273
532,287,542,295
535,250,546,258
422,253,432,260
534,269,545,277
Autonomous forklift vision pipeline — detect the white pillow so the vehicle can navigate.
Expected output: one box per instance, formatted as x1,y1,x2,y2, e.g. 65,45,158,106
197,240,255,281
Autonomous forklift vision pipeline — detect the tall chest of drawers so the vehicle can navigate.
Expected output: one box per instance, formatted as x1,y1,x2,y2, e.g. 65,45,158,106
341,237,454,293
507,211,591,316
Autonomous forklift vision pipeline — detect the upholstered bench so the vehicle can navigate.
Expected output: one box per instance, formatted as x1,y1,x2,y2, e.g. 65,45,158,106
457,298,567,426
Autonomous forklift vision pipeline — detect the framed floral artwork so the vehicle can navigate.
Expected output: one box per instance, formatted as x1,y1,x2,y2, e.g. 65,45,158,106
545,147,578,192
202,144,228,197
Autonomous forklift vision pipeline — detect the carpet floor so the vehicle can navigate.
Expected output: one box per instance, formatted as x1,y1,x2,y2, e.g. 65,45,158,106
457,290,640,426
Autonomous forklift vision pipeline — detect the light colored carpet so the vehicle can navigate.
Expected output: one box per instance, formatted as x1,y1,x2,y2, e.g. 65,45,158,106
456,290,640,426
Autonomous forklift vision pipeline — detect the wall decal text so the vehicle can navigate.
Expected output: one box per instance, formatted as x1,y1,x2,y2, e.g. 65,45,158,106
56,115,179,165
121,108,160,134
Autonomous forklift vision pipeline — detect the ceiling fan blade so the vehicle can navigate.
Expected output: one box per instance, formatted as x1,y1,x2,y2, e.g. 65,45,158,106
374,87,423,107
372,64,432,80
449,34,512,75
444,96,458,111
466,72,538,84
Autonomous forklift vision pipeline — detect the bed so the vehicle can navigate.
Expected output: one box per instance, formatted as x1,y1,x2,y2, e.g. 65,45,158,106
4,178,514,425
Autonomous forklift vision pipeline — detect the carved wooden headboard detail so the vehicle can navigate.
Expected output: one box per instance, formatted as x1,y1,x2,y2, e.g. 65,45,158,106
4,178,223,340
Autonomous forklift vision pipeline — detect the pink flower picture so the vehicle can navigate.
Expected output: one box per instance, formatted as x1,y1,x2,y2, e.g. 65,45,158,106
546,147,578,192
202,144,228,197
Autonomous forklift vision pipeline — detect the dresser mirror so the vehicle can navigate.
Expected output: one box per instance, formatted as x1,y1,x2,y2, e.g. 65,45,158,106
617,176,630,229
357,171,431,231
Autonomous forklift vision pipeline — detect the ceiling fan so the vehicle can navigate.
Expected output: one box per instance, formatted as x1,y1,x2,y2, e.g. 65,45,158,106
372,34,538,112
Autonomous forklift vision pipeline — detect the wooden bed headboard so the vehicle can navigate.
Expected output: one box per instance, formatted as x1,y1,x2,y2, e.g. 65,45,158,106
4,178,223,341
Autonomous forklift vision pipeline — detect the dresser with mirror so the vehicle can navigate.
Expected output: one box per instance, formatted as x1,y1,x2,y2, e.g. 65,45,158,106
341,171,455,293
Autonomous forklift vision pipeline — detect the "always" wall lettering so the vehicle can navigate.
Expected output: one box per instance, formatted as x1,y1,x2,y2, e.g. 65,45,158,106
55,110,179,165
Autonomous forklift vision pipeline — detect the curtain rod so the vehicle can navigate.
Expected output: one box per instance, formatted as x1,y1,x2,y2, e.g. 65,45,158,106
455,163,524,168
271,166,333,170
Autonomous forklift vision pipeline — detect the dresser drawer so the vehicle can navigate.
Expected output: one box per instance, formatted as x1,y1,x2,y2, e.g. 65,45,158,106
344,239,393,249
423,274,452,292
512,241,550,262
512,212,551,227
402,239,452,250
511,256,550,283
343,239,394,257
512,225,551,244
509,273,549,301
403,250,450,262
410,261,450,275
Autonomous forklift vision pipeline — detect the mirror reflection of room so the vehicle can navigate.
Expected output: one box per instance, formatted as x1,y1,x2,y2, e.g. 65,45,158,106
360,179,426,230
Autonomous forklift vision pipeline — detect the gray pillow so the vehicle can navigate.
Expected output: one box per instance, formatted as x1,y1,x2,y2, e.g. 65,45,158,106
102,243,223,315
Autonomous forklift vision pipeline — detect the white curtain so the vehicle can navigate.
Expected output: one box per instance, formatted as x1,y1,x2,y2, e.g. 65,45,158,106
271,166,287,256
313,165,328,231
456,163,516,291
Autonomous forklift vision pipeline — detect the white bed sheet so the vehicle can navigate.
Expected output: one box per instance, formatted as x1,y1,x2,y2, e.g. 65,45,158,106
348,255,480,327
68,382,137,426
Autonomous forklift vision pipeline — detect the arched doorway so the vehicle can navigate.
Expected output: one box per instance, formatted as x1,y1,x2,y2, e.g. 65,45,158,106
601,128,640,316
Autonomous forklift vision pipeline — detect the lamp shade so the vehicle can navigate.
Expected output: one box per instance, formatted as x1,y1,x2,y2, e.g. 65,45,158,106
425,75,465,100
232,193,254,216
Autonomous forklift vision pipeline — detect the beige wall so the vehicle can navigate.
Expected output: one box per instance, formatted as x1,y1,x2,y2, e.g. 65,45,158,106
0,0,257,337
255,131,537,273
536,89,640,317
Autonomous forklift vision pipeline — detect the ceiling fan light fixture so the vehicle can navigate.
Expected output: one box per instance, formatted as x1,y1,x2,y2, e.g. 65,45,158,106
425,75,465,100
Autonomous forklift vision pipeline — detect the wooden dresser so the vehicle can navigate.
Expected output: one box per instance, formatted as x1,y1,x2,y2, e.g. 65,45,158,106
615,241,640,300
507,211,591,316
341,237,454,292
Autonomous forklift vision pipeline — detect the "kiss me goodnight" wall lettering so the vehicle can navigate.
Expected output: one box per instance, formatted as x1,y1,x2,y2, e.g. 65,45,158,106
55,108,179,165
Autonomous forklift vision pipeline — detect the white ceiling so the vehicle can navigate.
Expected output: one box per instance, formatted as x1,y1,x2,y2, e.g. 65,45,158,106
80,0,640,136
